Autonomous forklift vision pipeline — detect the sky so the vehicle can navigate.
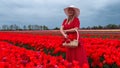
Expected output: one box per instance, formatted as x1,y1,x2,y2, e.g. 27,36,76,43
0,0,120,29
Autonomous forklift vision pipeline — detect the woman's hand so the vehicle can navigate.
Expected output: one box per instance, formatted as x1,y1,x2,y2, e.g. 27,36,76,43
63,33,68,38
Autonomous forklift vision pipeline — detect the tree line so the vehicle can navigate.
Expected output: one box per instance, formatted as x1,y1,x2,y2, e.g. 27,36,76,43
81,24,120,29
0,24,120,31
53,24,120,30
0,24,49,31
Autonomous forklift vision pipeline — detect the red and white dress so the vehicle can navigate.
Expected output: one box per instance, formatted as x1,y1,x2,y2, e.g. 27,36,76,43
62,17,89,68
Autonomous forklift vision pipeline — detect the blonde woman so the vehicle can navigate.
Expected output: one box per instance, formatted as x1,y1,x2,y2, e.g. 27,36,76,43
60,5,89,68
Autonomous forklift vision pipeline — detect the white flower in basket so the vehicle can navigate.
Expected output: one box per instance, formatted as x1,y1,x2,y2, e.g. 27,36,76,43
62,29,79,48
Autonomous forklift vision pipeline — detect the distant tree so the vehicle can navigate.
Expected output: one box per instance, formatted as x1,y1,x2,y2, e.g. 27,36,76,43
10,25,14,30
43,25,49,30
2,25,8,30
119,25,120,29
98,25,103,29
14,24,20,30
86,26,91,29
81,27,85,29
39,25,42,30
92,26,98,29
28,25,32,30
23,25,27,30
105,24,118,29
35,25,40,30
91,25,103,29
82,24,120,29
34,25,36,30
53,27,60,30
31,25,34,30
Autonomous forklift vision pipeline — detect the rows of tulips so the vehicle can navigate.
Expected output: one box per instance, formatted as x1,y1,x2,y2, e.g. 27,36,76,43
80,33,120,39
83,38,120,68
0,32,65,53
0,32,120,68
0,41,81,68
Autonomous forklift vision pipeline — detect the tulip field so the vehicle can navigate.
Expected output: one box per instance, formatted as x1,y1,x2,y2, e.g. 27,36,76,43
0,30,120,68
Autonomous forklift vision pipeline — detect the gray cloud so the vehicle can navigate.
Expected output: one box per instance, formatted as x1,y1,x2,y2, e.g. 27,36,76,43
0,0,120,29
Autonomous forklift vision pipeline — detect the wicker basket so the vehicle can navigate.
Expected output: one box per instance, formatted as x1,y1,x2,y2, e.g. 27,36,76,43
62,29,79,48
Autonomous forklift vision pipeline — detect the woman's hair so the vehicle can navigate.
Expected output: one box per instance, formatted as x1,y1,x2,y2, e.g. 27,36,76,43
65,16,75,24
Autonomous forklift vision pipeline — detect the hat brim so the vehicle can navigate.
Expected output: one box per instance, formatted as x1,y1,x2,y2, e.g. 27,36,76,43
64,7,80,17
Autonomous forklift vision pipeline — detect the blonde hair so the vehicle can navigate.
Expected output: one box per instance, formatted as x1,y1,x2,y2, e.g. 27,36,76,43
65,14,75,25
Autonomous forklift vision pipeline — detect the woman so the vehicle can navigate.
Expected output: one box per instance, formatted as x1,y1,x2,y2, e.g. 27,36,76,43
60,5,89,68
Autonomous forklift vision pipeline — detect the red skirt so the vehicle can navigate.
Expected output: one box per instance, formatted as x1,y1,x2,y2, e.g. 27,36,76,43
66,33,89,68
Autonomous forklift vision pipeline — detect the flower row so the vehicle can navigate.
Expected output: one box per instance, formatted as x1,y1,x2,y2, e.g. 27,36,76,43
0,32,120,68
0,41,80,68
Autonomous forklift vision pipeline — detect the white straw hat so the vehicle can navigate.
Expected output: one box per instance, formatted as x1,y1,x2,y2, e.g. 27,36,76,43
64,5,80,17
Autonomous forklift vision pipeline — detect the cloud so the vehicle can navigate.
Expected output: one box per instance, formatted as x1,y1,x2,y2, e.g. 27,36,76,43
93,3,120,25
0,0,120,29
77,0,120,27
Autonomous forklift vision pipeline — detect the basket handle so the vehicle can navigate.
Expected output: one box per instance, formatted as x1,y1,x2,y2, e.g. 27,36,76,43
75,29,79,41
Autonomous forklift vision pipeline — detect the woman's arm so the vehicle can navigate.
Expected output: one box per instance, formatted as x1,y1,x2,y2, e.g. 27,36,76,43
60,26,67,38
64,27,79,33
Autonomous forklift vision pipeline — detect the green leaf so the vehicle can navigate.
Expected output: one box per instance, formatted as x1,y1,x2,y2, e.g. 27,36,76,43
100,56,104,62
112,63,118,68
103,64,110,68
